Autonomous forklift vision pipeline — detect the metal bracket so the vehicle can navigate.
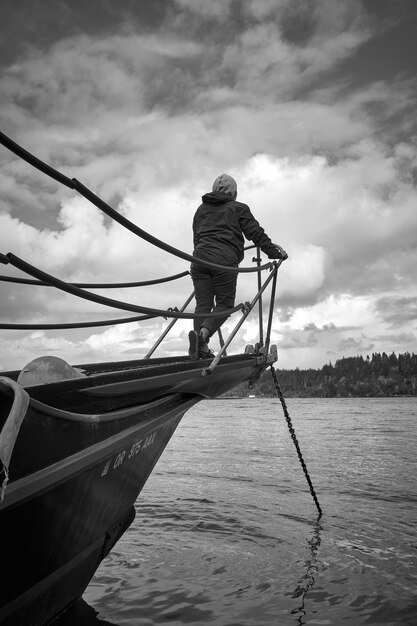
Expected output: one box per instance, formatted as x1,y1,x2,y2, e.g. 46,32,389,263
256,344,278,365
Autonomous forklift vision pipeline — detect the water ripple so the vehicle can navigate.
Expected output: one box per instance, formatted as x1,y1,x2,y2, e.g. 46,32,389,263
71,397,417,626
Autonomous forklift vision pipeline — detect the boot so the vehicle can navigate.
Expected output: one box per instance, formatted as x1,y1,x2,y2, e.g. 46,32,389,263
188,330,199,360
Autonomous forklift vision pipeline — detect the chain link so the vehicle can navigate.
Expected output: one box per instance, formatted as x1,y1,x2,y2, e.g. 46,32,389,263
270,365,322,517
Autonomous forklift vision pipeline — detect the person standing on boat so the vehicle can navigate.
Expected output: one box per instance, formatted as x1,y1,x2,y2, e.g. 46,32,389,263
189,173,287,360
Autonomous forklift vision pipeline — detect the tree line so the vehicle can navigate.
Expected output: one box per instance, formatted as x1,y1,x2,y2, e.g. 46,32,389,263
228,352,417,397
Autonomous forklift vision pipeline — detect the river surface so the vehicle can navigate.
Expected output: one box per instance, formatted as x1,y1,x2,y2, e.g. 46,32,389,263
58,397,417,625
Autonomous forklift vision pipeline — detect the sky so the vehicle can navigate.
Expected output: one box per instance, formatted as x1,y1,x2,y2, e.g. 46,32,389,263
1,0,417,371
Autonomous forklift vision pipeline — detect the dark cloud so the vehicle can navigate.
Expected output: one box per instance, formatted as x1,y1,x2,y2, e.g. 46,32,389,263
375,296,417,326
304,322,358,333
372,332,416,350
0,0,167,68
0,281,48,322
278,333,319,350
334,0,417,87
1,0,417,369
337,336,374,352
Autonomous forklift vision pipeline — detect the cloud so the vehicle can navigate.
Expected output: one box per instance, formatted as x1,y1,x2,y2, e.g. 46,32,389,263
373,332,416,345
219,24,368,102
375,296,417,327
0,330,80,372
337,335,374,353
173,0,235,19
1,1,417,370
274,244,326,304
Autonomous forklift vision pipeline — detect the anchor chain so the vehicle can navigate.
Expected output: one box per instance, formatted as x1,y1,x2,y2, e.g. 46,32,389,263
270,365,322,517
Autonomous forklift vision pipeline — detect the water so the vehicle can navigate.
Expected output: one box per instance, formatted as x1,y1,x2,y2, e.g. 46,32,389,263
58,398,417,625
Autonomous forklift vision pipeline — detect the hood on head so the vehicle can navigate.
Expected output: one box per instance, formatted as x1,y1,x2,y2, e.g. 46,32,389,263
202,191,235,204
212,173,237,198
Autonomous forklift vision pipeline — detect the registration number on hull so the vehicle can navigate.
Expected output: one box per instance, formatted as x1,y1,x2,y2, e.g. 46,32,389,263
100,430,157,477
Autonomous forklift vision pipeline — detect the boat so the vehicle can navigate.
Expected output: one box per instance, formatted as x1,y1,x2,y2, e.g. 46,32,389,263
0,131,283,625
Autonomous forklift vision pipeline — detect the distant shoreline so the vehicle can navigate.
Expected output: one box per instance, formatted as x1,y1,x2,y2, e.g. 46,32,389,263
218,394,417,399
219,352,417,399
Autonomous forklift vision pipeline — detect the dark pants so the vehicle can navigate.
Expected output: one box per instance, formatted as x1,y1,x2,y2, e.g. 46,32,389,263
190,264,237,337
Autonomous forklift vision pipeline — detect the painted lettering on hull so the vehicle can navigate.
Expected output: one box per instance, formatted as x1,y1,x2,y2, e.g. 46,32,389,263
100,430,158,477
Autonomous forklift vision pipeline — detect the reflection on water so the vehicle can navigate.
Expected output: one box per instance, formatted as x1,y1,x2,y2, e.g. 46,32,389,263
290,516,323,625
57,516,325,626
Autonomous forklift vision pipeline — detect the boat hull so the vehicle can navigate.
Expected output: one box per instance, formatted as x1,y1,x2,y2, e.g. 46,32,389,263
0,397,196,625
0,352,272,625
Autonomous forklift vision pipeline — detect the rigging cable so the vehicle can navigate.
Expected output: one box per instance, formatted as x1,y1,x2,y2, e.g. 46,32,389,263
0,130,272,274
0,252,245,320
0,270,190,288
0,314,155,331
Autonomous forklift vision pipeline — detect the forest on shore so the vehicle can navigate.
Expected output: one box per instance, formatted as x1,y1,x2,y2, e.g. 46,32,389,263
228,352,417,398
